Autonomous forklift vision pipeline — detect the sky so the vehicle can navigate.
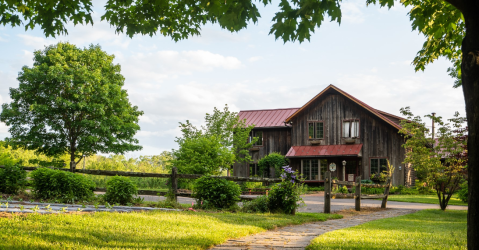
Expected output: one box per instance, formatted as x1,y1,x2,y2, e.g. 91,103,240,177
0,0,466,157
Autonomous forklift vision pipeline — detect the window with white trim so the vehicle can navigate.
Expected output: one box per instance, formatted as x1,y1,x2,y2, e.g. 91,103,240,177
342,120,359,138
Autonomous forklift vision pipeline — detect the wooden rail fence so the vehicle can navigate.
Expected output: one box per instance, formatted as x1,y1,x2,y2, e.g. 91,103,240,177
323,171,391,213
0,165,281,202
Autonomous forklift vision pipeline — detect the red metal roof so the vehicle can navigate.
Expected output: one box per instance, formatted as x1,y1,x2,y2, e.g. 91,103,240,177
238,108,299,128
284,85,402,130
285,144,363,158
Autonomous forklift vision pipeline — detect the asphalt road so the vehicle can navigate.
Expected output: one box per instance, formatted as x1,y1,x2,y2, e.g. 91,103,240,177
138,193,468,212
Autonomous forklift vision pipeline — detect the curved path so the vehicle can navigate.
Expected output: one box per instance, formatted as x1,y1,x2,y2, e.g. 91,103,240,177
212,209,416,250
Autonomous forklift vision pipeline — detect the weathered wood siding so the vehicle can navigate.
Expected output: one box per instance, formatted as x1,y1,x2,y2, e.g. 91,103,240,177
290,93,407,185
234,127,292,177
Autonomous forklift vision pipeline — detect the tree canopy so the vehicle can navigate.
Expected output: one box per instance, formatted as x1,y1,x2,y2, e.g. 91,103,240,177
0,42,143,170
173,105,256,174
399,107,467,210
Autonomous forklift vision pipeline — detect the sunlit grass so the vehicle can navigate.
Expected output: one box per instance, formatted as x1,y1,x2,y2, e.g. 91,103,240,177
307,209,467,250
0,211,341,249
386,194,467,206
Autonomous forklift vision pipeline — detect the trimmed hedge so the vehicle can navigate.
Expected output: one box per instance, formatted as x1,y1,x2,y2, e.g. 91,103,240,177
31,168,96,203
193,176,241,209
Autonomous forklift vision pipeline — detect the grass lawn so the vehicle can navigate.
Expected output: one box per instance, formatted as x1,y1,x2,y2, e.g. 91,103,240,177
307,209,467,250
386,194,467,206
0,211,341,249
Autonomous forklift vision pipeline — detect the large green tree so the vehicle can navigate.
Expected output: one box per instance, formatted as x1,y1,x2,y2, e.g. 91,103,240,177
1,0,478,246
0,42,143,171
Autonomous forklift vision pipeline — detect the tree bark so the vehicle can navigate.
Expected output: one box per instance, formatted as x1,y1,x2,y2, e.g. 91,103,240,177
462,0,479,248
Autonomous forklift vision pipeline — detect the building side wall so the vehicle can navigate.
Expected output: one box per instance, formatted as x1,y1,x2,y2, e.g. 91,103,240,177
233,127,292,177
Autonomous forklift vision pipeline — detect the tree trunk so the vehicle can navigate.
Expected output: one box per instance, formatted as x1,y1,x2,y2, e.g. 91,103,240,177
70,152,76,172
462,1,479,248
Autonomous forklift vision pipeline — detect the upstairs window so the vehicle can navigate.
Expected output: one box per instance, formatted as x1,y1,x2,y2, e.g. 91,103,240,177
342,120,359,138
308,122,324,139
249,130,263,146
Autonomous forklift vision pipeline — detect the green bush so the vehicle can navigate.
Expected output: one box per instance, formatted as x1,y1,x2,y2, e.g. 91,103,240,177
31,168,96,203
267,166,303,214
242,195,269,213
0,163,27,194
193,176,241,209
361,179,374,184
457,182,468,203
306,186,325,192
258,152,288,178
241,181,263,191
104,176,138,205
361,187,384,194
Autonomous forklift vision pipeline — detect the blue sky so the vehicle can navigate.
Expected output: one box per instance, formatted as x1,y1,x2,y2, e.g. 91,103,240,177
0,0,466,157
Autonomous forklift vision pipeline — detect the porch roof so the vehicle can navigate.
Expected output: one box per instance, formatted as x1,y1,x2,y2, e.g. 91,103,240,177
285,144,363,158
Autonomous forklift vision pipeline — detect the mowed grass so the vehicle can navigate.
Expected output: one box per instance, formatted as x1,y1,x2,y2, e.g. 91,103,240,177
0,211,341,250
307,209,467,250
387,194,467,206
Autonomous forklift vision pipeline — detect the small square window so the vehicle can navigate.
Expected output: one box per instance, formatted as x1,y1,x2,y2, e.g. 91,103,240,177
308,122,324,139
249,130,263,146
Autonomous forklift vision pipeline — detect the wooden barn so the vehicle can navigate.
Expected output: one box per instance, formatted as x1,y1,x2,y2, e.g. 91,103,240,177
233,84,415,186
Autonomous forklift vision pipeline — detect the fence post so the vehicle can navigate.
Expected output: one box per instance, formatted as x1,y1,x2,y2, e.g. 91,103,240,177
381,178,391,208
355,176,361,211
324,171,331,214
171,167,178,202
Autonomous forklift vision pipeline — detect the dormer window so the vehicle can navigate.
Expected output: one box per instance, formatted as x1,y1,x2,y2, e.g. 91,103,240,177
343,120,359,138
308,122,324,139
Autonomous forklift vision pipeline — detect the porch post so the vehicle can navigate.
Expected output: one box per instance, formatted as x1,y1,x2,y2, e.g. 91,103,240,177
324,171,331,213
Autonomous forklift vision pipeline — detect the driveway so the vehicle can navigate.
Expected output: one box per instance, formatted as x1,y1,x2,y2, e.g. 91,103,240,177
139,193,468,212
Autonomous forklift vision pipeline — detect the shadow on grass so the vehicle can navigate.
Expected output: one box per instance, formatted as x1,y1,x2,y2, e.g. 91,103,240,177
0,210,341,250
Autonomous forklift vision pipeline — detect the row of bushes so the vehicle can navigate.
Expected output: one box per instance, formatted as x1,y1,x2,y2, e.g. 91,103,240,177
0,164,139,205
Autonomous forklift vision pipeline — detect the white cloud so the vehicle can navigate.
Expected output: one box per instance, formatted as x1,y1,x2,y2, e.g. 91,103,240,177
0,123,9,134
342,0,366,24
119,50,242,86
249,56,263,62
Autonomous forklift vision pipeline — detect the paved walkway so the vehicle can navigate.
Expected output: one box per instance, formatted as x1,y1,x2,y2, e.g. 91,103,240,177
140,193,468,212
212,209,417,249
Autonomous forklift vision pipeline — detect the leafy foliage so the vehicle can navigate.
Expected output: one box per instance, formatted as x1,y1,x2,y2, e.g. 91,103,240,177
242,195,270,213
0,163,27,195
173,105,255,175
193,175,241,209
268,166,304,214
0,42,143,170
30,168,96,203
399,107,467,210
104,176,138,205
457,181,468,203
258,152,288,178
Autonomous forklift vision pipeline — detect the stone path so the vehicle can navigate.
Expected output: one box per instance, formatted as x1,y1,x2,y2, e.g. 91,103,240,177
0,200,180,214
212,209,417,250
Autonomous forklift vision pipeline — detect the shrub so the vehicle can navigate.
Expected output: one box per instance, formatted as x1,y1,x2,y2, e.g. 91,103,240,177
193,176,241,209
104,176,138,205
0,163,27,194
242,195,269,213
306,186,325,192
361,187,384,194
268,166,303,214
457,182,468,203
360,179,374,184
258,152,288,178
31,168,95,203
241,181,263,191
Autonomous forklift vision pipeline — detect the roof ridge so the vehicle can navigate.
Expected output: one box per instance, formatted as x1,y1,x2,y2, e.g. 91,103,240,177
239,107,300,112
284,84,402,130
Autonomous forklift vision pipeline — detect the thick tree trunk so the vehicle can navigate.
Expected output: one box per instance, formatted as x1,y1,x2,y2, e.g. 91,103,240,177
463,1,479,248
70,152,76,172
